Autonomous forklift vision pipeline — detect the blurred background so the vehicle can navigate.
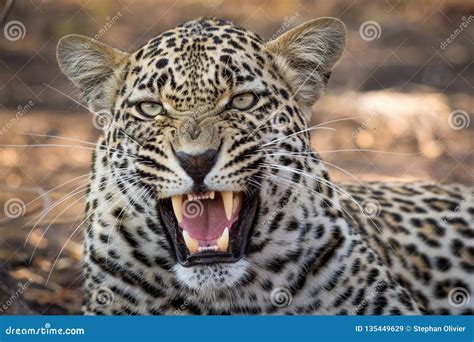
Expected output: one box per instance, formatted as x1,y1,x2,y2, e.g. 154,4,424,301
0,0,472,314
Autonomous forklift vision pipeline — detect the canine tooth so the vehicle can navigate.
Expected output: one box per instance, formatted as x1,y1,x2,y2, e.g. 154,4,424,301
171,195,183,223
209,191,215,200
217,227,229,252
188,194,194,201
233,196,240,214
183,231,199,254
222,191,233,220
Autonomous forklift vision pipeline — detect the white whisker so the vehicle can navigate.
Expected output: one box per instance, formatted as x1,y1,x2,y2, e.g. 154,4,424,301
262,162,395,252
42,83,144,148
46,177,145,285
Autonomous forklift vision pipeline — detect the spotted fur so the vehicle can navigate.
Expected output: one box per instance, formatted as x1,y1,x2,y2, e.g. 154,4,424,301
57,17,473,315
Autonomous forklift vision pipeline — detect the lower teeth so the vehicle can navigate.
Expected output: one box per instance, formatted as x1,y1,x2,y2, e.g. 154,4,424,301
198,246,218,252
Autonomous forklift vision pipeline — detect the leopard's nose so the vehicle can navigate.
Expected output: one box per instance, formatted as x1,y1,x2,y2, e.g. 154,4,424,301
175,149,219,190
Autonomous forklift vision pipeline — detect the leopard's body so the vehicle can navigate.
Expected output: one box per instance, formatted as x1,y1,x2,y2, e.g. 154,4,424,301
56,17,473,315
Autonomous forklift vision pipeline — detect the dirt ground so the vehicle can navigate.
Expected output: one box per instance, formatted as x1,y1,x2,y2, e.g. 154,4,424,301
0,0,472,314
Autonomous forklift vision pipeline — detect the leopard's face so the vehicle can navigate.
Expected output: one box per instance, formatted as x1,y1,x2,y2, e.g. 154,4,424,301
57,17,346,291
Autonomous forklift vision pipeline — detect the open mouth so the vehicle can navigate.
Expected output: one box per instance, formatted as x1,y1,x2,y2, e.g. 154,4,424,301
158,190,258,266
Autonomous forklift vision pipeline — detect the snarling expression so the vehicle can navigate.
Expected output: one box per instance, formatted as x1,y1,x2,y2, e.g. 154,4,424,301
58,17,346,289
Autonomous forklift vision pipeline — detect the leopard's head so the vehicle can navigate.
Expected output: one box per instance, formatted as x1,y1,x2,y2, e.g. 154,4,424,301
57,17,346,291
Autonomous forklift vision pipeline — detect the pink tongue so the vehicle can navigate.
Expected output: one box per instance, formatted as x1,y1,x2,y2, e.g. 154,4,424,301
180,195,239,241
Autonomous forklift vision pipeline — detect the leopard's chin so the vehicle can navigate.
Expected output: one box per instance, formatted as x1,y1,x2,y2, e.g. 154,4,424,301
158,189,259,267
173,259,251,290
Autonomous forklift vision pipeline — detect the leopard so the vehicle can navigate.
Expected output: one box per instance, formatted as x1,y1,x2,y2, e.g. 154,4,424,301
56,16,473,315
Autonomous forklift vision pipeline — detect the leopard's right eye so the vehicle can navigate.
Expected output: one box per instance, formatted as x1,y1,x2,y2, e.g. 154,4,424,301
136,101,166,119
230,92,257,111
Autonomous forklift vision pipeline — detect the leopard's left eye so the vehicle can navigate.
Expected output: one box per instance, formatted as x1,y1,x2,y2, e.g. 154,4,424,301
231,92,257,110
136,101,165,118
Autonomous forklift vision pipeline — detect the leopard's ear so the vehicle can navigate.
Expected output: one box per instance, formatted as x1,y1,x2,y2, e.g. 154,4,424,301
267,17,346,107
57,34,129,111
